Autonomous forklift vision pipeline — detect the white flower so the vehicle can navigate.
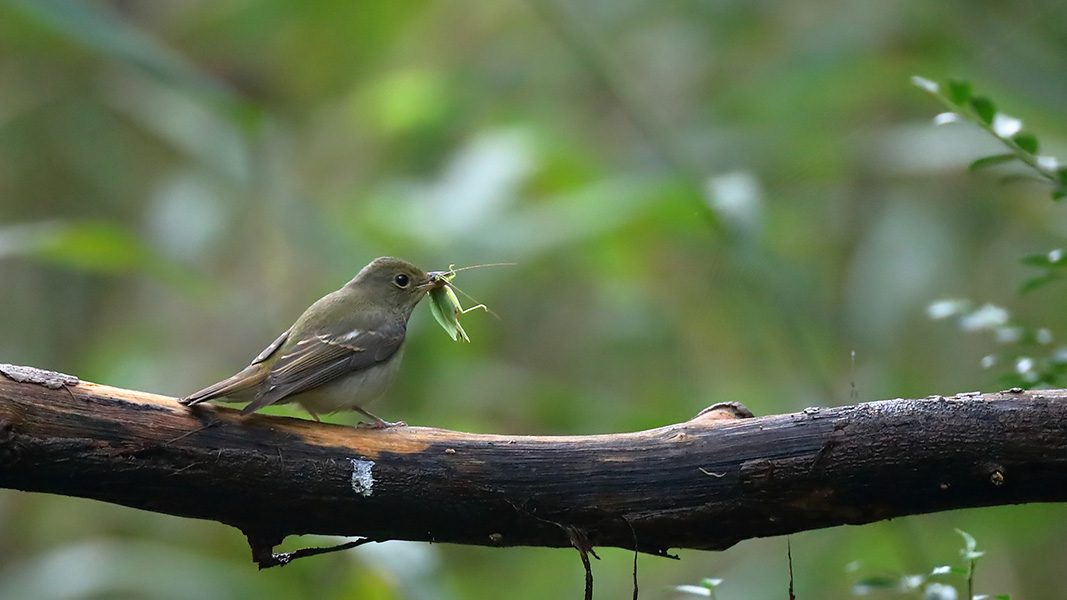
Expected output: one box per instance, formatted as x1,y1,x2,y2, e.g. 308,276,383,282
1037,155,1059,171
924,582,958,600
1016,357,1034,374
927,299,968,320
959,304,1009,331
902,575,924,590
934,112,960,125
992,113,1023,138
995,327,1022,343
912,76,940,93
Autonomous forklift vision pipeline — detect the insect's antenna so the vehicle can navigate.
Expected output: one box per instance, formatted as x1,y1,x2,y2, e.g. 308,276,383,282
448,262,517,273
447,281,500,320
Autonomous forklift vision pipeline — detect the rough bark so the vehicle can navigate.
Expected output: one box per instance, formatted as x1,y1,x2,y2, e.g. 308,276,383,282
2,364,1066,566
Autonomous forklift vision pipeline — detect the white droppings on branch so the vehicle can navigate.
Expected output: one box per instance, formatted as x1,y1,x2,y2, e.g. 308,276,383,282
350,458,375,497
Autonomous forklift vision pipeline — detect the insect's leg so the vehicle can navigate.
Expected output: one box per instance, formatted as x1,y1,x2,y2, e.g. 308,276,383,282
459,304,488,315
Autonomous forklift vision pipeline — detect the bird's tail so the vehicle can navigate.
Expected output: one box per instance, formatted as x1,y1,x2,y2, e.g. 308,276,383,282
179,364,265,406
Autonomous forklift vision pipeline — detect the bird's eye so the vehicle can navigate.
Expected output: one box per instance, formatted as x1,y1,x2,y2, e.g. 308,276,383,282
393,273,411,288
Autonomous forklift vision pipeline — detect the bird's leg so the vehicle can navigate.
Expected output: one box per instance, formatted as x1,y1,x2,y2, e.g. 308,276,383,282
354,407,406,429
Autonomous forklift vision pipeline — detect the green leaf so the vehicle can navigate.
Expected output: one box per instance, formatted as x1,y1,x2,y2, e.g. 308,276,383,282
1021,273,1055,293
1013,133,1039,154
1020,250,1065,267
0,220,208,294
1054,173,1067,200
956,529,985,560
1020,254,1050,267
956,529,977,552
948,79,972,105
970,97,996,124
0,221,148,273
852,576,901,590
968,154,1017,172
935,566,968,576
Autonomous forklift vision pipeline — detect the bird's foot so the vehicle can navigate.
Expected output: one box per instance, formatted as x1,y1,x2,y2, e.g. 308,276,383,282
353,408,404,429
356,418,406,429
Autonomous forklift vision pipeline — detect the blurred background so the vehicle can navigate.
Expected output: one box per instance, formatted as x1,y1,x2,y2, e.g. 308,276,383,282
2,0,1067,598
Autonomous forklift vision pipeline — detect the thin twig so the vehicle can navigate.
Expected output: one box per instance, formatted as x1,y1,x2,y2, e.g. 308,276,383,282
564,526,598,600
787,538,795,600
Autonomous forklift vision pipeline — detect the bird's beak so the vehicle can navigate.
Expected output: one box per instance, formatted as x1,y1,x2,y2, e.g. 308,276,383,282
418,272,448,291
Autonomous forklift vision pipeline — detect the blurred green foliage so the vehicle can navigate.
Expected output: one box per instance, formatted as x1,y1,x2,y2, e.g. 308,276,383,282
681,529,1006,599
2,1,1067,598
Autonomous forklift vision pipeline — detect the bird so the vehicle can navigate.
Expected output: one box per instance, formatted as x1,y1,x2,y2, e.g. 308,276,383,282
180,257,438,427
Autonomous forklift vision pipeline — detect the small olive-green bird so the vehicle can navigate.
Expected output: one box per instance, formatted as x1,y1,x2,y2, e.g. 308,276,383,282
180,257,439,427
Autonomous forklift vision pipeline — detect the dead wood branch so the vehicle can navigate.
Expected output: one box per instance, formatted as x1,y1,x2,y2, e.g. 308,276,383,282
2,365,1066,567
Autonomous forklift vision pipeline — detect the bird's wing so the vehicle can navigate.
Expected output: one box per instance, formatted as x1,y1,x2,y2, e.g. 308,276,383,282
251,326,293,365
180,327,292,405
240,322,406,414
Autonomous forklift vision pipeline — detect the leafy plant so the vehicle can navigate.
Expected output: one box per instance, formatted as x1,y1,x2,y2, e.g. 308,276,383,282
916,76,1067,386
911,76,1067,200
850,529,1009,600
926,299,1067,388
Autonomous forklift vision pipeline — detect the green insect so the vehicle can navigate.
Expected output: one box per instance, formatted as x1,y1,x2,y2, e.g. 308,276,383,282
426,264,496,342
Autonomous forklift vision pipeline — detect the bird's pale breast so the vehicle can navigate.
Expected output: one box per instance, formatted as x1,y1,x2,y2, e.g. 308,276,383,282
289,348,405,415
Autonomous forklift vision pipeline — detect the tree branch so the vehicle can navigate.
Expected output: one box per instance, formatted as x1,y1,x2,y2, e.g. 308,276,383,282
2,364,1066,568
